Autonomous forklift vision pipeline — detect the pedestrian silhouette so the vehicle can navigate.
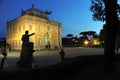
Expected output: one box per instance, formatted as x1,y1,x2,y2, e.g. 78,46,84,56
0,43,7,70
59,49,65,61
1,43,7,58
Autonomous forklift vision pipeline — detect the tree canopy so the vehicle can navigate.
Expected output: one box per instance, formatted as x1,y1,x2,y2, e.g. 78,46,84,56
66,34,73,38
80,31,96,40
80,31,96,36
90,0,120,22
90,0,105,21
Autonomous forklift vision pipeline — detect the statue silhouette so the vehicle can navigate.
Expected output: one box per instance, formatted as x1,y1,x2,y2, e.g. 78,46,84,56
17,30,35,70
21,30,35,45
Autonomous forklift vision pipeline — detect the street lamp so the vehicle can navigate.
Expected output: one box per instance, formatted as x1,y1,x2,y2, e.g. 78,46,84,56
84,40,89,45
84,40,89,47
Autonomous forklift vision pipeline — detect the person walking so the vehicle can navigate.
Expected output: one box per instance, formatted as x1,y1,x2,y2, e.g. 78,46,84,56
59,49,65,61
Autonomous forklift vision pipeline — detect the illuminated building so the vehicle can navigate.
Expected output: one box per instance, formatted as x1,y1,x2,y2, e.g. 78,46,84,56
83,38,100,47
6,4,62,51
90,38,100,47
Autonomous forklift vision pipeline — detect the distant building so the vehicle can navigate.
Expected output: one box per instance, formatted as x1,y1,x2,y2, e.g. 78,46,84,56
83,37,100,47
90,38,100,47
6,4,62,51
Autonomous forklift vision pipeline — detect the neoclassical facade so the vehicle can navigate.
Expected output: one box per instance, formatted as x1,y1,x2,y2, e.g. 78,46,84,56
6,5,62,51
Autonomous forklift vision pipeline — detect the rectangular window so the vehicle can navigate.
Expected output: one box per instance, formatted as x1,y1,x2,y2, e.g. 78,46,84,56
23,25,25,30
19,26,21,32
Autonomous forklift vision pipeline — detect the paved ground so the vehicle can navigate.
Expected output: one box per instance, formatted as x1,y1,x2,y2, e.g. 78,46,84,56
0,47,106,71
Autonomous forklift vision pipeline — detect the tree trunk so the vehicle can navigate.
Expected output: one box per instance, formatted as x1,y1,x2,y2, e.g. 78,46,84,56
103,0,118,70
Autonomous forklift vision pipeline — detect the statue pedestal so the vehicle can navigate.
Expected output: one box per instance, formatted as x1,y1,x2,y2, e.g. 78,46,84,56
17,42,35,70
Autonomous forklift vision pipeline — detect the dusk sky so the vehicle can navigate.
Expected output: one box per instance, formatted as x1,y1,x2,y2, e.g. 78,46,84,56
1,0,119,38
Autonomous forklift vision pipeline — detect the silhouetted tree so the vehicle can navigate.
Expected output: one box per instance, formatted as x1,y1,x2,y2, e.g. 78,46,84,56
93,34,99,38
87,31,96,35
99,29,104,42
80,31,96,39
79,36,87,46
80,32,88,36
66,34,73,38
79,32,88,39
103,0,119,70
90,0,105,22
62,37,69,46
90,0,120,21
90,0,119,70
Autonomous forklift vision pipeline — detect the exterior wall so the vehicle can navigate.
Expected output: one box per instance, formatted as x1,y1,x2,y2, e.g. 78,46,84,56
6,14,62,51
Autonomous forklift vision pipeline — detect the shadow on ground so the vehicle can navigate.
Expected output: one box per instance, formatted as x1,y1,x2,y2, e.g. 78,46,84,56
1,54,120,80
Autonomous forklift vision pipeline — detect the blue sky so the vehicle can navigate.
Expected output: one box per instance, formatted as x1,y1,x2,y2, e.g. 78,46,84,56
0,0,106,37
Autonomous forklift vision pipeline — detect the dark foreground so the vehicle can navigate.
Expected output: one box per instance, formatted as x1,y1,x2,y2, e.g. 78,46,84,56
1,54,120,80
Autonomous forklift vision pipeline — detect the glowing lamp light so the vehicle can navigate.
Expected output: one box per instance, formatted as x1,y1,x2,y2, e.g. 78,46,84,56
84,40,89,45
93,40,97,45
93,39,100,45
72,39,75,41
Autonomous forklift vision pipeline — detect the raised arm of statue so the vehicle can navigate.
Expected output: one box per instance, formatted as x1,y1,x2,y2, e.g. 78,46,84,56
21,31,35,43
29,33,35,37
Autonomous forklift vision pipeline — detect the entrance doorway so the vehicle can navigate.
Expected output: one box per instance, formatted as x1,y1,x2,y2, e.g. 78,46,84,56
45,32,50,49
